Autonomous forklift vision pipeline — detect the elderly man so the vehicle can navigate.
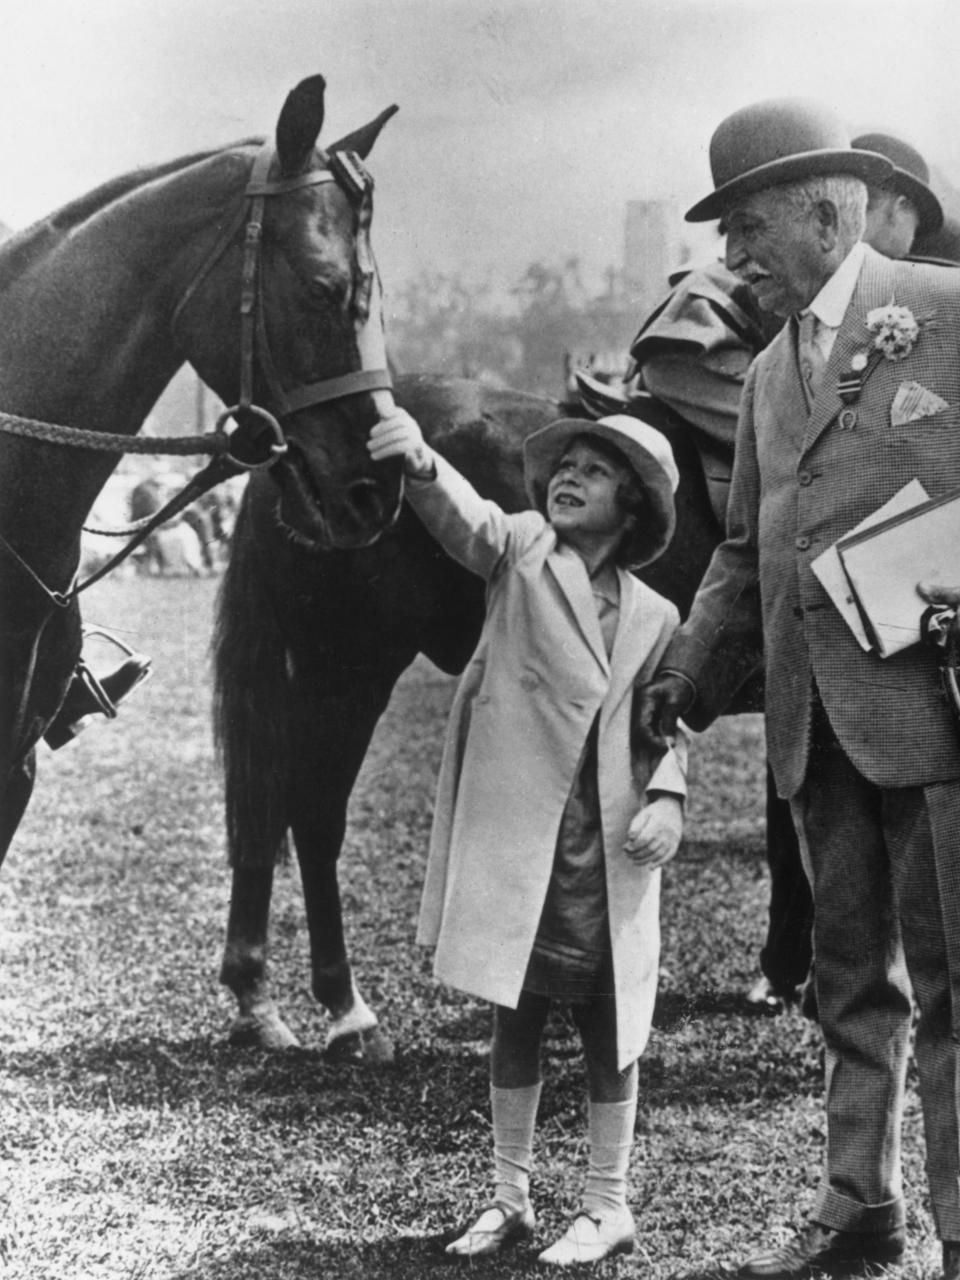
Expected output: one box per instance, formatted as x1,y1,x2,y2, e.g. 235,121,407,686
624,129,945,1018
636,98,960,1280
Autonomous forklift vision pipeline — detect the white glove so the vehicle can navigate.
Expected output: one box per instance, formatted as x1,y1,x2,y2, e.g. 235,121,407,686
623,795,683,869
367,409,435,478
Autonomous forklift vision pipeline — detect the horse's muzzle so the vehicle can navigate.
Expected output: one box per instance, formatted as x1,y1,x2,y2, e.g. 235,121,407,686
274,449,403,551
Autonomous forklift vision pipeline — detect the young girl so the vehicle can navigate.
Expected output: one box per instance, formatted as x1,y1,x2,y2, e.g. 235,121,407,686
368,409,688,1266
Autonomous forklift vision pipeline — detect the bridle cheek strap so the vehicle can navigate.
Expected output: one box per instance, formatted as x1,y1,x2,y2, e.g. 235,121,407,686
238,142,391,412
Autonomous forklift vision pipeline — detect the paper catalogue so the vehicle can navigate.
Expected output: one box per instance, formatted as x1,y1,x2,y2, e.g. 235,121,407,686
835,483,960,657
810,480,930,653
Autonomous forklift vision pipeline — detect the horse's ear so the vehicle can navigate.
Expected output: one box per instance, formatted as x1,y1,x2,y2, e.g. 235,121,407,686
275,75,327,175
328,105,399,159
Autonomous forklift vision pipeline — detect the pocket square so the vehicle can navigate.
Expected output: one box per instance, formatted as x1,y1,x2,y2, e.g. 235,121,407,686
890,380,950,426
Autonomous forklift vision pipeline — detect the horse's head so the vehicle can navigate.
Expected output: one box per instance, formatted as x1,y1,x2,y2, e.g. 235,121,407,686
176,76,402,551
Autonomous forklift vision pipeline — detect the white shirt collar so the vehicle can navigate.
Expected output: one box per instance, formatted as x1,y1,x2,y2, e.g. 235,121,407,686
804,240,867,331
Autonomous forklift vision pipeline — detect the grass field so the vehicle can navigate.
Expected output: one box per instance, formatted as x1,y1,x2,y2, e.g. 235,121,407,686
0,574,938,1279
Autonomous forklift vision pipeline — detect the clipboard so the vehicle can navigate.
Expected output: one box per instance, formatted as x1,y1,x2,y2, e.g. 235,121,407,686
836,483,960,657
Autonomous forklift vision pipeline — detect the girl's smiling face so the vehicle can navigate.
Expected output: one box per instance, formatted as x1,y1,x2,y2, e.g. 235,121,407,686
546,439,636,545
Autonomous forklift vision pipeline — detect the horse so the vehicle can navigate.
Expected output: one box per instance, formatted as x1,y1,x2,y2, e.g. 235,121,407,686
0,73,404,861
213,371,782,1060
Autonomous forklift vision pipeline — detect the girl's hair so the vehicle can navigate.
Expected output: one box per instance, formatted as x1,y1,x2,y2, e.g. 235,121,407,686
552,433,653,568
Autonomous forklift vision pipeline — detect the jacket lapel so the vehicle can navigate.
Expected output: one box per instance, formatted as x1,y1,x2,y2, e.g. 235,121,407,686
604,571,640,715
547,544,610,674
801,247,902,455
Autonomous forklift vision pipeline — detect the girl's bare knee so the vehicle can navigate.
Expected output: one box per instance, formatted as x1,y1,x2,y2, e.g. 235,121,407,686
491,996,549,1088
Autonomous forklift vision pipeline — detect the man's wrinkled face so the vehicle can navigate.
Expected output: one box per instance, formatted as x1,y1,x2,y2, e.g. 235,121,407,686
722,189,830,317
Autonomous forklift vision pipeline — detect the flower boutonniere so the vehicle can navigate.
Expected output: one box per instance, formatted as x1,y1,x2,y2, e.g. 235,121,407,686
866,302,920,360
835,302,920,426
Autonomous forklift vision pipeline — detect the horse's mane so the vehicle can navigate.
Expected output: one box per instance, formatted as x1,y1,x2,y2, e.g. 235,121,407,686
49,138,263,231
0,137,264,286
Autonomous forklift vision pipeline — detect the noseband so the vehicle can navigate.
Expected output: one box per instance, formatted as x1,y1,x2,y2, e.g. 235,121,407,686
173,139,393,471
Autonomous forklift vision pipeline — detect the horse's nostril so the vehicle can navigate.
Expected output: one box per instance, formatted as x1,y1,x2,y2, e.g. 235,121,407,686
347,478,391,526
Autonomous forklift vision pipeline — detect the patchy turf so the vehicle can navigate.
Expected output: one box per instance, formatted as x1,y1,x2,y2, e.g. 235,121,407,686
0,574,940,1279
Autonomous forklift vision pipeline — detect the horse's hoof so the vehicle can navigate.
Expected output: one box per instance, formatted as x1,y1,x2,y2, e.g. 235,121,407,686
324,1024,394,1064
228,1009,300,1051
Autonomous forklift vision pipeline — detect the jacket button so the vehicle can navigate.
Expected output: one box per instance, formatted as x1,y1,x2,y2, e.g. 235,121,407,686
795,535,811,551
798,470,813,486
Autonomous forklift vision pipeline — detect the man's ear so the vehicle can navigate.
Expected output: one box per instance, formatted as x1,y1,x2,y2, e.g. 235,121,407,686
895,193,919,222
813,199,842,252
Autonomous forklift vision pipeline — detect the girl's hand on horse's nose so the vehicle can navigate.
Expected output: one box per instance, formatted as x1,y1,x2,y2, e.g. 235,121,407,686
368,412,435,478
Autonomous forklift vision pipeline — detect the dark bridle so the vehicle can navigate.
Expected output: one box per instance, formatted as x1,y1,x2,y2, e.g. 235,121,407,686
172,138,394,469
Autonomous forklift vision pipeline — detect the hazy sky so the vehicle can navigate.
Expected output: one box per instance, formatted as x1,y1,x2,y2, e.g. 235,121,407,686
3,0,959,293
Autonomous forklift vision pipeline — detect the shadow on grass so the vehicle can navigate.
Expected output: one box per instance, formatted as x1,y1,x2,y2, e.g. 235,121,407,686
168,1236,452,1280
0,1004,821,1124
167,1233,735,1280
653,987,815,1028
434,985,803,1042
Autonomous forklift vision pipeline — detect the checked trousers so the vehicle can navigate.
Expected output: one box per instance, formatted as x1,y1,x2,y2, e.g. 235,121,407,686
789,698,960,1241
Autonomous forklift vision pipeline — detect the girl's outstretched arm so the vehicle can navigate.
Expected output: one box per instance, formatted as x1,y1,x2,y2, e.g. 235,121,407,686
368,412,543,582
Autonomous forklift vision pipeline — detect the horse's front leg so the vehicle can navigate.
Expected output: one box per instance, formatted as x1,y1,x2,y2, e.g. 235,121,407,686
288,669,404,1064
295,850,393,1064
220,862,300,1049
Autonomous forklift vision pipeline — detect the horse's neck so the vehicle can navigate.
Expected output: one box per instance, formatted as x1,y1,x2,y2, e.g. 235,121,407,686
0,153,245,433
0,153,247,563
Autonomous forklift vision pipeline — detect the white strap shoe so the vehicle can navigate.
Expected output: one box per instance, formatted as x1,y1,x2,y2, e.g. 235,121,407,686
445,1201,536,1257
538,1208,635,1266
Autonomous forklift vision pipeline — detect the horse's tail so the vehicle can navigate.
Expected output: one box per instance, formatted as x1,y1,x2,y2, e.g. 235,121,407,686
211,497,290,867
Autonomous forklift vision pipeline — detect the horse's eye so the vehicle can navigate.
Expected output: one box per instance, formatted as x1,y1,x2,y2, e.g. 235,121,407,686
308,273,350,308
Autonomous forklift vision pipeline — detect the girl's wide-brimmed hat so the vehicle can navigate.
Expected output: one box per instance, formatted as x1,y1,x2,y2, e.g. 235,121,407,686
686,98,895,223
523,414,679,568
851,131,944,235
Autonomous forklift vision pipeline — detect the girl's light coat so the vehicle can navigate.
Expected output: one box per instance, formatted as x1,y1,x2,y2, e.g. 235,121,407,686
408,456,687,1070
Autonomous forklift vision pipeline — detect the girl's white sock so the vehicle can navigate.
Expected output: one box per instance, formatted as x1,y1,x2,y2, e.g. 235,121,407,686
582,1091,638,1219
491,1082,542,1211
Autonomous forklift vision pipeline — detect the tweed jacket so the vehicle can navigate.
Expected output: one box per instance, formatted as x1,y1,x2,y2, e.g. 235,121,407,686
662,244,960,798
408,454,687,1070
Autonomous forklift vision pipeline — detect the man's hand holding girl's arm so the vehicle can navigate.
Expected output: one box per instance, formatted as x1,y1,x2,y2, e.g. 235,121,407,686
632,671,696,753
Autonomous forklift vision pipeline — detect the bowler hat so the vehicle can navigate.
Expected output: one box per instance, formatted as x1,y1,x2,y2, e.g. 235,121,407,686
851,132,944,234
686,98,894,223
523,414,678,568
